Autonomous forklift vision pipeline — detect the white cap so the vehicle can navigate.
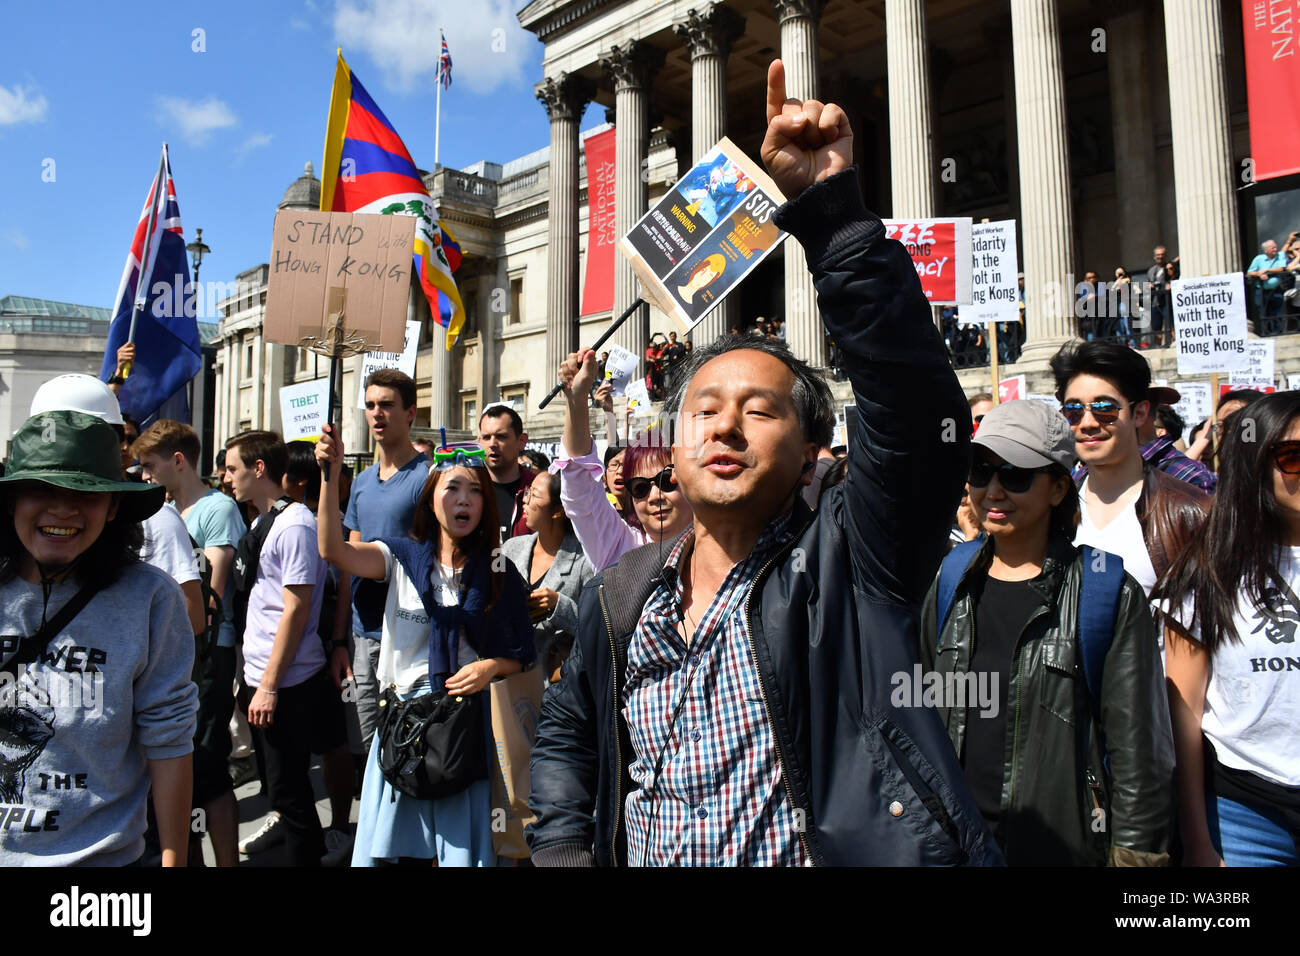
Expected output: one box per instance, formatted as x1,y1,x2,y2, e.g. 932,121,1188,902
30,374,125,426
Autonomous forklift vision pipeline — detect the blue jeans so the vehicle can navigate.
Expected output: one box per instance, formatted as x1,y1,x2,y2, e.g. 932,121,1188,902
1207,793,1299,867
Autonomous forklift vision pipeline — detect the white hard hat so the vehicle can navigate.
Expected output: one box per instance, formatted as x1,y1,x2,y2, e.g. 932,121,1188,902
30,374,125,426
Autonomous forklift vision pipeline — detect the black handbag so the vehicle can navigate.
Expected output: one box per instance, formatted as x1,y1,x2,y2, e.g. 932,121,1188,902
375,684,488,800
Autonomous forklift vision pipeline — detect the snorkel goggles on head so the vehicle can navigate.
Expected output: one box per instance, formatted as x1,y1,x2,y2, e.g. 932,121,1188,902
427,428,487,474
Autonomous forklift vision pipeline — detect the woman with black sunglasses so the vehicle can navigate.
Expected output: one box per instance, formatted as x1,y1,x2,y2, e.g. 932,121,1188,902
552,350,695,572
920,400,1173,865
1156,392,1300,866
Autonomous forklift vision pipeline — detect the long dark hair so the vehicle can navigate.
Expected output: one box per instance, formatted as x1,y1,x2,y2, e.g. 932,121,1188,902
1154,391,1300,652
410,463,503,608
0,486,143,589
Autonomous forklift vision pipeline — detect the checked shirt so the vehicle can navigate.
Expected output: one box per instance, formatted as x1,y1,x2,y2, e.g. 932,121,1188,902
622,515,810,867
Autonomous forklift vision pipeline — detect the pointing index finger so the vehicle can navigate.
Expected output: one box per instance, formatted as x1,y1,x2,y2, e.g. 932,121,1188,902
766,59,787,123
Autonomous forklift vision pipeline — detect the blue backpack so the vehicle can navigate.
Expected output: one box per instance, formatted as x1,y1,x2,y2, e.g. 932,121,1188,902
935,538,1125,724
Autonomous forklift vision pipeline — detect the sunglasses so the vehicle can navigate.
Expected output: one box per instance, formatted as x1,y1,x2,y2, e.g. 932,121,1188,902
969,459,1050,494
626,466,675,500
1060,399,1130,427
1270,441,1300,475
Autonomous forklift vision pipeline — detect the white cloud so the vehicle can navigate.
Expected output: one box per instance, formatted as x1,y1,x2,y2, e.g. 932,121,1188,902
155,95,237,145
0,84,48,126
3,228,30,251
332,0,532,96
235,131,274,154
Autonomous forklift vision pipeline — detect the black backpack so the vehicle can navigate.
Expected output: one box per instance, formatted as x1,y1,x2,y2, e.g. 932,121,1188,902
230,497,293,643
188,532,223,682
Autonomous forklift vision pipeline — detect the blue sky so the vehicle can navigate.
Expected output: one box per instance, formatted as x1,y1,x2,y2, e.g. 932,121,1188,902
0,0,603,313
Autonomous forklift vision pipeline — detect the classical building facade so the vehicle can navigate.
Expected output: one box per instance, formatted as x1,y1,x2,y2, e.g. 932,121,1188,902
213,0,1296,454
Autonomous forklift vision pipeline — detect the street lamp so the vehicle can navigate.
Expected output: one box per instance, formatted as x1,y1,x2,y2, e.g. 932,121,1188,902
186,228,211,314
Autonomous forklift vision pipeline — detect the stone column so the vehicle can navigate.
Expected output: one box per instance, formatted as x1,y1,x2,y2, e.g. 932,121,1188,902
1163,0,1239,278
1107,7,1160,270
537,73,593,377
252,332,266,429
886,0,936,219
414,279,456,430
773,0,826,366
601,41,664,362
675,4,745,347
1010,0,1077,357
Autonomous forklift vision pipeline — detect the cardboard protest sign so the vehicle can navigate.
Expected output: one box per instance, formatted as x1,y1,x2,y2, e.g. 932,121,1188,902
1172,382,1213,433
356,319,422,409
279,378,331,443
602,345,640,395
1228,338,1276,391
1171,272,1249,375
881,217,973,305
264,210,414,353
1026,393,1059,407
619,138,787,331
962,220,1018,325
1289,373,1300,393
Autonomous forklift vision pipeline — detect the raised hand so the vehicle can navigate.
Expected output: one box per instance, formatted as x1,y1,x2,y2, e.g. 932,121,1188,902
315,425,346,478
560,349,599,400
760,59,853,201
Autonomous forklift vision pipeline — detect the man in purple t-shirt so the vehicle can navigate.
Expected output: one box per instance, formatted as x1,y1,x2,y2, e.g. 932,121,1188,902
226,430,343,867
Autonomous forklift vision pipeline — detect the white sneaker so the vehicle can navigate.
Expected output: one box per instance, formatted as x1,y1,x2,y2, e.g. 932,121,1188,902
239,813,284,855
321,827,353,867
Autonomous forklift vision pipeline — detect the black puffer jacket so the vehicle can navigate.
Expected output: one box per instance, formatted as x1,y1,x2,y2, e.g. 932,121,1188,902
525,168,1001,867
919,534,1175,866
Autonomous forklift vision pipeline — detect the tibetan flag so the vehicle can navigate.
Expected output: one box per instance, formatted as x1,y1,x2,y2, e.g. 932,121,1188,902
438,31,452,90
320,49,466,349
100,144,202,425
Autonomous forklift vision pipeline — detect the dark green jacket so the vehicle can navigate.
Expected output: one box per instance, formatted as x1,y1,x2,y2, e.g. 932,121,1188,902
919,534,1174,866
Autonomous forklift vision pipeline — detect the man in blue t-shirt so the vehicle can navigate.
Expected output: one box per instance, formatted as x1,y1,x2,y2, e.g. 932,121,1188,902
134,419,248,867
1247,238,1290,334
344,369,428,756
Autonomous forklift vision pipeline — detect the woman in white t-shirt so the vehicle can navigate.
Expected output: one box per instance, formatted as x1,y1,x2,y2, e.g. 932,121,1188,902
1157,391,1300,867
314,430,534,866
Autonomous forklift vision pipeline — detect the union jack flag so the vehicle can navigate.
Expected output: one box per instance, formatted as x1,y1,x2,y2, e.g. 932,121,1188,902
438,31,452,90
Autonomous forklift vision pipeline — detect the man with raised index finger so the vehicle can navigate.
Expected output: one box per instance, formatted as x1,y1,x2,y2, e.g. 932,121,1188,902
526,60,1000,867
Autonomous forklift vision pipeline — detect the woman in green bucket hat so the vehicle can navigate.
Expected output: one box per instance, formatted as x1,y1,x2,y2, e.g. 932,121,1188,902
0,409,198,866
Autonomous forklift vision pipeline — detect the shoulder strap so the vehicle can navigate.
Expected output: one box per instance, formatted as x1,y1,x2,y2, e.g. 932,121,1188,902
935,538,984,644
5,584,104,668
1077,547,1126,718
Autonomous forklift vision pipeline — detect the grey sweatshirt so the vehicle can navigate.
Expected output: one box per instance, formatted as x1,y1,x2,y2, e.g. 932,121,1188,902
0,561,198,866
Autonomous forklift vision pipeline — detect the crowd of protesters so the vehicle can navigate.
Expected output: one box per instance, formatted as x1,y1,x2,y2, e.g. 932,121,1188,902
2,61,1297,869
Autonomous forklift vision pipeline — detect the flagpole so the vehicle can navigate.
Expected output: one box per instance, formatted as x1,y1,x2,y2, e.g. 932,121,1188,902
124,145,169,378
434,30,443,169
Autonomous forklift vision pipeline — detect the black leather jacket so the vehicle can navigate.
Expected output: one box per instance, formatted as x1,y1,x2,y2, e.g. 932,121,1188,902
525,169,1002,867
919,534,1175,866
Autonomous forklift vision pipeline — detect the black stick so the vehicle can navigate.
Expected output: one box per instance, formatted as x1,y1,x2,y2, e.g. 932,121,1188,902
321,352,341,482
537,298,645,410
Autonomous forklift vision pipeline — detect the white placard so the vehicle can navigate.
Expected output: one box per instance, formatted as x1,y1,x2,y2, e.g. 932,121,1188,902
962,220,1019,326
602,345,640,395
1026,393,1059,407
1289,373,1300,392
356,319,422,409
1172,273,1249,374
1228,339,1276,390
1171,382,1213,434
279,378,331,443
624,379,651,411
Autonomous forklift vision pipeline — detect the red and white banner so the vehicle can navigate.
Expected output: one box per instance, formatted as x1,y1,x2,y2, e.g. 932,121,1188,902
882,217,973,305
1242,1,1300,182
998,374,1026,404
581,127,617,316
